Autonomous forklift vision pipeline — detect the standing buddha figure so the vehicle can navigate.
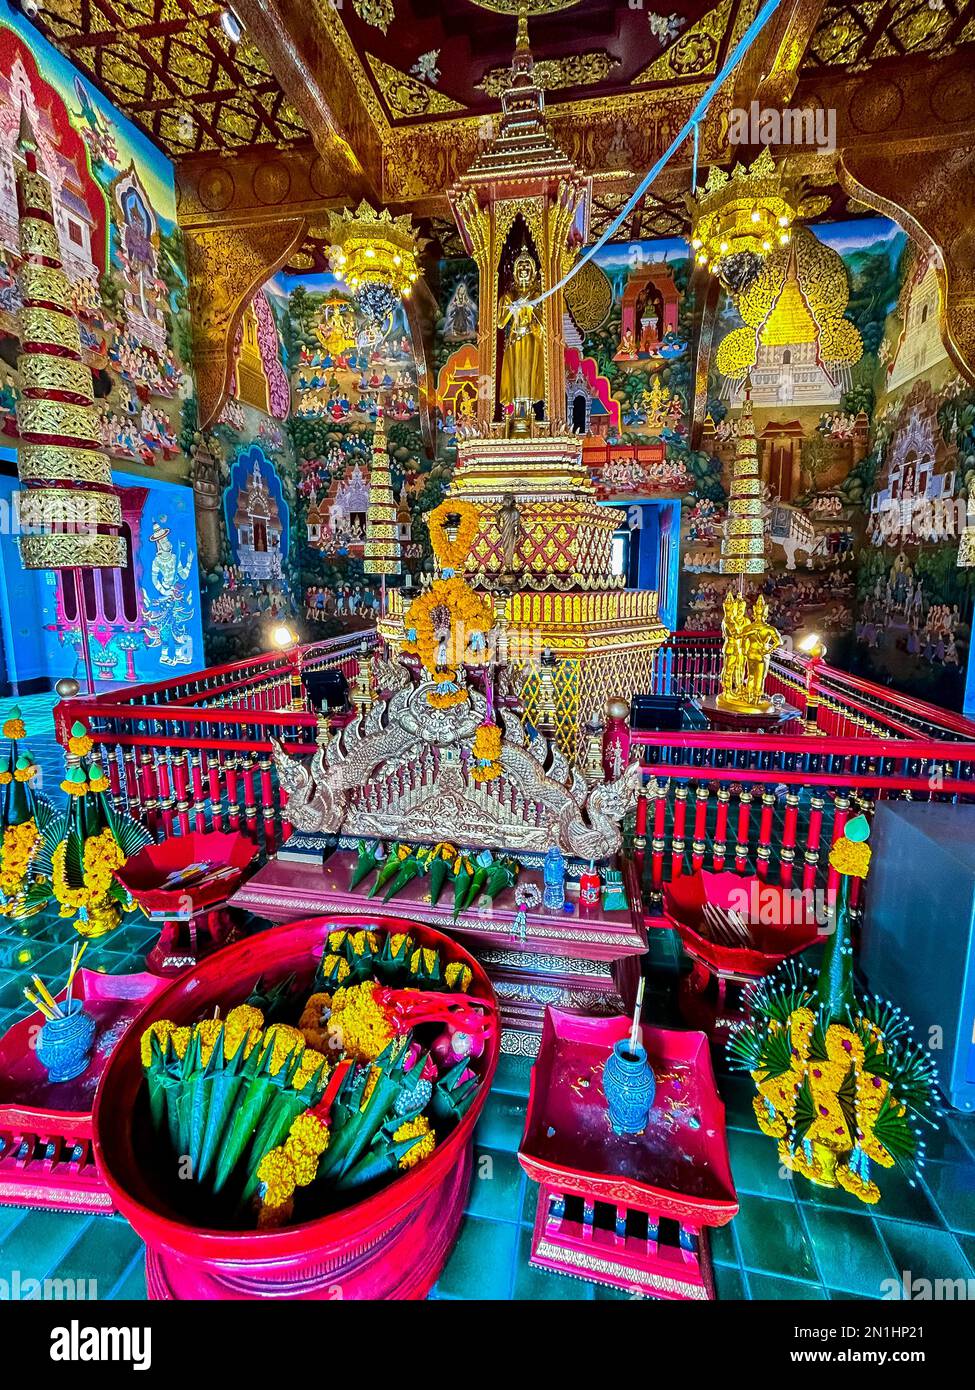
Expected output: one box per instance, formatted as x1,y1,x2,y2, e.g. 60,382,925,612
499,250,545,426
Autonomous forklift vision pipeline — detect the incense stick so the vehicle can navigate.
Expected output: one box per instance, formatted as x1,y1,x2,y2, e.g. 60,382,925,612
628,976,646,1056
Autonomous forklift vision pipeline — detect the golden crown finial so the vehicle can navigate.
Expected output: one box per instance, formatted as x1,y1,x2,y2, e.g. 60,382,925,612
516,3,530,51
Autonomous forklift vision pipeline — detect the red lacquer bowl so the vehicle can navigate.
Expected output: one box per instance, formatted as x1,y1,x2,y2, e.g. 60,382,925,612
92,915,499,1300
664,870,822,978
114,831,259,914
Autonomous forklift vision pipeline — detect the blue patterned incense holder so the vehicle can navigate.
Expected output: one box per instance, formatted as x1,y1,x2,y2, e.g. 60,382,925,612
36,1000,96,1083
603,1039,656,1135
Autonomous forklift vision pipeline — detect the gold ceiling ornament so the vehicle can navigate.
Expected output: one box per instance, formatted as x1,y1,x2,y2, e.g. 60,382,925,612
327,200,422,325
806,0,967,69
476,51,621,98
715,224,864,380
367,55,466,119
686,148,807,294
564,257,614,332
634,0,734,83
352,0,396,33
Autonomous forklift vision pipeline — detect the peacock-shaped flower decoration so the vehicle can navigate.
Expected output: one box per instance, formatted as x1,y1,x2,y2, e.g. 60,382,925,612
728,814,942,1204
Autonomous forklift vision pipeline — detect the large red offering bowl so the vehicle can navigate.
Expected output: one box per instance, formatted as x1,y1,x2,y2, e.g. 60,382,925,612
93,915,499,1300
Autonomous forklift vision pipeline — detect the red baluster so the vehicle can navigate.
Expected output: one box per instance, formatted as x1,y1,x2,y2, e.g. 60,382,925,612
172,753,191,836
734,789,753,873
671,782,688,880
189,753,206,832
206,753,224,832
712,787,730,870
225,756,241,832
651,782,667,905
691,785,708,873
803,792,825,893
756,788,775,882
780,790,799,886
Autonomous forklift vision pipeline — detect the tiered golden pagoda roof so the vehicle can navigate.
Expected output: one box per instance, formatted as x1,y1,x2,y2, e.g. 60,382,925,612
454,10,579,188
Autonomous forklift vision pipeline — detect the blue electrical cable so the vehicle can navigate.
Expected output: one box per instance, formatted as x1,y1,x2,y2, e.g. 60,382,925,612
526,0,784,309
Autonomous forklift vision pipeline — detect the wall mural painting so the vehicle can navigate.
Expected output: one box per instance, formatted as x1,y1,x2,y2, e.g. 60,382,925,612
682,218,905,654
0,6,193,479
199,265,431,662
0,467,203,690
564,239,710,502
850,239,975,708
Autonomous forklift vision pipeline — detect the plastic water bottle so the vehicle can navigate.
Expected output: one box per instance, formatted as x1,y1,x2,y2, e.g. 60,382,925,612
543,843,565,911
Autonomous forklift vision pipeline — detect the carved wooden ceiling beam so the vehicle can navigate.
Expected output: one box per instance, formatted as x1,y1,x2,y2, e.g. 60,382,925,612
230,0,383,197
732,0,829,110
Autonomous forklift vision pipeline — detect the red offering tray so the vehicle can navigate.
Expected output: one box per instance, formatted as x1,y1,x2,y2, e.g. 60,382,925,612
518,1007,738,1300
115,831,259,976
664,871,822,1043
0,969,166,1213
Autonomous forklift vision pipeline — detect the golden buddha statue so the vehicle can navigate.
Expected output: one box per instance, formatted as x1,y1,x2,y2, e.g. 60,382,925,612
716,591,781,714
499,250,545,429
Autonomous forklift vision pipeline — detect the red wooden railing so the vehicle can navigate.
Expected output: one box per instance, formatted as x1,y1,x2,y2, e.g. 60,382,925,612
54,631,373,851
53,628,975,905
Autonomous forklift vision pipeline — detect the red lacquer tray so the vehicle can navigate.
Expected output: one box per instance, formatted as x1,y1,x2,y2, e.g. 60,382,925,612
0,969,166,1213
518,1008,738,1299
664,870,822,978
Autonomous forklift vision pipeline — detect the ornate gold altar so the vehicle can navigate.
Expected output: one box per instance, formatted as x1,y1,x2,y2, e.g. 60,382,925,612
380,14,667,754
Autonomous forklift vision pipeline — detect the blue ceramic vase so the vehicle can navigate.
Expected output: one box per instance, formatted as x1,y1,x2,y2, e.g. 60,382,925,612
603,1039,656,1135
36,1001,96,1084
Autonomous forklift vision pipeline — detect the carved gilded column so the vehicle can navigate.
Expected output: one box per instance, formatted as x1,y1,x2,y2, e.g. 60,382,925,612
838,144,975,386
185,217,308,429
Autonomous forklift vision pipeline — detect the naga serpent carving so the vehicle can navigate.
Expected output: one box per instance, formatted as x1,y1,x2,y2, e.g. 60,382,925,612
272,678,641,860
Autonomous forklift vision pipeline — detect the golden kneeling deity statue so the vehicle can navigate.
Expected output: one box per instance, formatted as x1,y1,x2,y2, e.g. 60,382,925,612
499,251,545,432
716,591,781,714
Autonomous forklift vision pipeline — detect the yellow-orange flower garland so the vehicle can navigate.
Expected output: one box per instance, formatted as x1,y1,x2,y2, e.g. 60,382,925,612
402,575,494,709
0,817,39,908
471,721,503,781
427,500,480,573
51,827,124,918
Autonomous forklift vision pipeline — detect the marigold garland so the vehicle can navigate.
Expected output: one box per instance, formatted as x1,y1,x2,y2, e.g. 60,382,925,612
51,828,125,915
402,575,494,708
0,818,39,904
471,721,503,781
427,500,480,573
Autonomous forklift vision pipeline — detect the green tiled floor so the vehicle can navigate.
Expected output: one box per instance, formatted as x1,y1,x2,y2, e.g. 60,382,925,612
1,912,974,1300
0,704,972,1301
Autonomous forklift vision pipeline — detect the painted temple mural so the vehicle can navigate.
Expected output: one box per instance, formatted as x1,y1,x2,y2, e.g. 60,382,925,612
0,2,204,690
0,0,970,710
196,264,431,663
0,5,192,478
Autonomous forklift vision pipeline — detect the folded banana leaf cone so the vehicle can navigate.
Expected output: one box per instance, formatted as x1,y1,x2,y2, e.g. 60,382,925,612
349,839,383,891
382,851,425,903
425,843,458,907
368,843,408,898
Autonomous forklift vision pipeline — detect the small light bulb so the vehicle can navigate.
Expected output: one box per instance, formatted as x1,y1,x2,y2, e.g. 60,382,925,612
778,215,789,227
365,246,375,258
719,241,728,253
762,240,771,251
751,210,761,223
691,237,702,249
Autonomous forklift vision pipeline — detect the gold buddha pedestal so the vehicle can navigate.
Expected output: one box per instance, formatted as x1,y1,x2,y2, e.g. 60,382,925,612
380,429,668,757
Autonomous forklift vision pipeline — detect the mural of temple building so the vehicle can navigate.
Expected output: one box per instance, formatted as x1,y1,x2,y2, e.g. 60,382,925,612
887,260,949,392
0,48,103,286
233,458,284,580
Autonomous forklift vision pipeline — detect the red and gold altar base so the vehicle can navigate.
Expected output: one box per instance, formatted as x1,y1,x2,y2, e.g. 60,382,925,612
93,916,498,1300
519,1008,738,1300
